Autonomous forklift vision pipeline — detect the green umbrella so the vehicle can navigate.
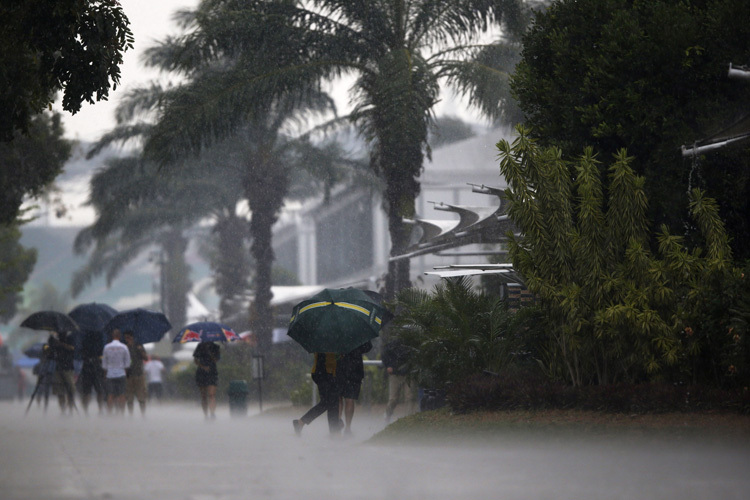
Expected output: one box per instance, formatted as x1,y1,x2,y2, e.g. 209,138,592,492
287,288,392,353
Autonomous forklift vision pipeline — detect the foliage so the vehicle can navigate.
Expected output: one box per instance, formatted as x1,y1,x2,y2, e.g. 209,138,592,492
169,342,312,403
428,116,478,149
388,277,526,390
511,0,750,259
0,0,133,140
102,14,358,350
0,112,71,225
142,0,534,299
0,224,37,322
497,127,743,387
446,373,750,415
71,156,202,328
6,282,71,348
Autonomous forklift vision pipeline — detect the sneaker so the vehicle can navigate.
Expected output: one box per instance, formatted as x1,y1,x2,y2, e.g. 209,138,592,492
293,419,303,435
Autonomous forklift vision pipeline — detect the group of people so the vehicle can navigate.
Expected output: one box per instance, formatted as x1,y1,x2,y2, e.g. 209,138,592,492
293,340,373,436
32,328,166,416
292,335,417,436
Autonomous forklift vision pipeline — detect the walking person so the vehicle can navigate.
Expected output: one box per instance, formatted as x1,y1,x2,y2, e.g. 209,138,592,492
144,355,165,402
123,331,148,416
102,329,130,414
382,337,415,422
293,352,343,436
337,341,372,436
193,341,220,419
48,331,76,414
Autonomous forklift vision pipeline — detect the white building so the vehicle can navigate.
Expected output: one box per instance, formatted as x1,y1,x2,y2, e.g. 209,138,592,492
272,126,515,292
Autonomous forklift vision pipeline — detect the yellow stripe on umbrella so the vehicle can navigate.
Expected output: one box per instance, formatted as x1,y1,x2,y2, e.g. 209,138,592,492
299,301,332,315
333,302,371,316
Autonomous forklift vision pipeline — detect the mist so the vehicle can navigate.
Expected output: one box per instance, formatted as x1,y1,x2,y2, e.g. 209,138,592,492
1,401,748,500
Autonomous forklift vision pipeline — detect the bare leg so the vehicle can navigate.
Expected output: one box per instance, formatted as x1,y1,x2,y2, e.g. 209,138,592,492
207,385,216,418
343,398,355,432
199,386,209,417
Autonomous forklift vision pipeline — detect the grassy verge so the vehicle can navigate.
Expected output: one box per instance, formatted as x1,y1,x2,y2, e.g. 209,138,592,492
369,407,750,445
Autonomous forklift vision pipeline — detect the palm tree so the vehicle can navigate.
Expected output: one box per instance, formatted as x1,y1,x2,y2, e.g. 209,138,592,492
71,156,211,329
143,0,534,298
88,84,355,350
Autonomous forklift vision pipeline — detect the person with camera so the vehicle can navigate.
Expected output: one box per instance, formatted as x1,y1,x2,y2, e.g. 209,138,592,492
47,331,76,414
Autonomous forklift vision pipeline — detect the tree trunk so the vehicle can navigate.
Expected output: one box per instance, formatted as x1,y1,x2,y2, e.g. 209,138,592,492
245,161,287,354
214,212,250,321
385,208,413,300
161,229,190,335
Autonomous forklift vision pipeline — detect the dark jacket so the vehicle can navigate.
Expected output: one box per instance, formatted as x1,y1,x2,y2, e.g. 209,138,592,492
381,339,411,376
337,341,372,382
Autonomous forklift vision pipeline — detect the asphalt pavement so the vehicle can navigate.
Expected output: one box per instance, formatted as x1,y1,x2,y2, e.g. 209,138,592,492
1,399,749,500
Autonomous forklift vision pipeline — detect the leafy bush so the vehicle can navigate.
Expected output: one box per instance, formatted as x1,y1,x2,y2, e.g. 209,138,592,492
168,341,312,403
387,277,533,391
447,372,750,414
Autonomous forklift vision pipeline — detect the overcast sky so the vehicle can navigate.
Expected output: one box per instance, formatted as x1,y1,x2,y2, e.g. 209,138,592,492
55,0,199,142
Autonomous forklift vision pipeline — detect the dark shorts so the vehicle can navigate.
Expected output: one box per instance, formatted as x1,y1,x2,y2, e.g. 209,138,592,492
107,376,126,396
148,382,163,399
79,364,104,395
196,368,218,388
340,377,363,400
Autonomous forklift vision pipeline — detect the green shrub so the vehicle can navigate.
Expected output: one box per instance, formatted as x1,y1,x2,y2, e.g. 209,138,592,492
388,277,536,391
289,376,313,406
446,372,750,414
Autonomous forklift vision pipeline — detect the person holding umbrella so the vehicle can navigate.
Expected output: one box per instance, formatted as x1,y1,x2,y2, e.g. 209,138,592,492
193,341,221,419
174,321,240,418
79,331,107,415
69,303,117,415
47,331,76,414
287,288,392,436
337,340,373,436
123,331,148,417
293,352,343,436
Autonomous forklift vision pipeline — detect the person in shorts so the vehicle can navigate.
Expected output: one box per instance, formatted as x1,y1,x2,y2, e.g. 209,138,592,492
144,355,165,401
102,329,130,414
79,329,106,415
337,341,372,435
193,341,220,419
123,331,148,416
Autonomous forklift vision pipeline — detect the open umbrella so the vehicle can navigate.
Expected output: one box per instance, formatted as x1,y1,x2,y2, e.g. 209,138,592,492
287,288,393,353
68,303,117,333
104,308,171,345
173,322,240,343
21,311,78,333
68,303,118,357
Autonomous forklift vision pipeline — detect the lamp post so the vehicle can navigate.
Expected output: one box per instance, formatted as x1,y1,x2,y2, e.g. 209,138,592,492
252,354,265,413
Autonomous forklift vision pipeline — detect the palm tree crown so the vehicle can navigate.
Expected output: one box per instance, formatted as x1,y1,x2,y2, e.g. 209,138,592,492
146,0,527,297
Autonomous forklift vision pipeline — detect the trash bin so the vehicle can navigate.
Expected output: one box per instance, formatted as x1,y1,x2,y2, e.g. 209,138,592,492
418,388,445,412
228,380,249,417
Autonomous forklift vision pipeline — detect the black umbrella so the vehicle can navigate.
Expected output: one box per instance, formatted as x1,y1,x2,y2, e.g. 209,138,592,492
68,303,117,332
104,308,172,345
21,311,78,333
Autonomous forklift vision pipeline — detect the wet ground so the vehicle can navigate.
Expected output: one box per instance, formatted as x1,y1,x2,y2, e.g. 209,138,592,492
1,399,748,499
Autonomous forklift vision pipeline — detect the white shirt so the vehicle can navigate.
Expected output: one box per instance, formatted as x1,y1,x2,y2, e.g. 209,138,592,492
102,339,131,378
143,359,165,383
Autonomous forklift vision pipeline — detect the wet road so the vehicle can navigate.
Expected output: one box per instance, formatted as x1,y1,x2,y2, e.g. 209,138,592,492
1,400,748,500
